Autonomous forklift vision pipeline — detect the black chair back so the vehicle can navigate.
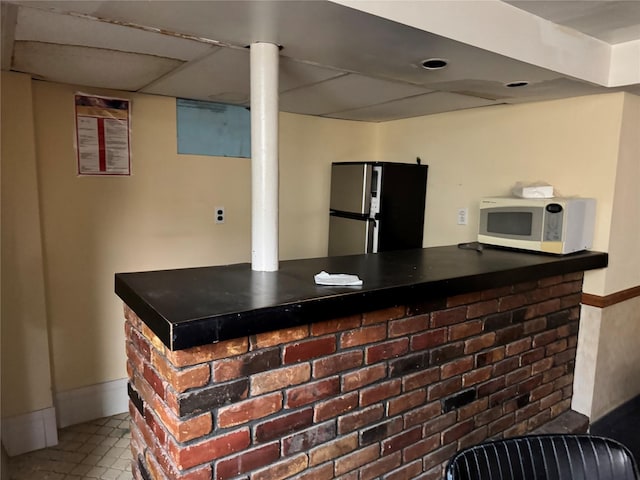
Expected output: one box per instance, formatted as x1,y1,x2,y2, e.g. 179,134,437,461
445,434,639,480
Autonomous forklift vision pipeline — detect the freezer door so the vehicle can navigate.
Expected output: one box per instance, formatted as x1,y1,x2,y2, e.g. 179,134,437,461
330,163,373,215
328,215,374,256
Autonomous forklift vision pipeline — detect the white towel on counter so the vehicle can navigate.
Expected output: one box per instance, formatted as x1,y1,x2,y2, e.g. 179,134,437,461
314,271,363,286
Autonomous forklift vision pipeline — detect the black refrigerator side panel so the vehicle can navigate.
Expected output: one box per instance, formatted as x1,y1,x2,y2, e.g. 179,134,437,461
377,163,428,252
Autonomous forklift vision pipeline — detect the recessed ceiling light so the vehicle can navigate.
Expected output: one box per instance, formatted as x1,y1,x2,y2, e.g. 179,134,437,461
421,58,448,70
505,81,529,88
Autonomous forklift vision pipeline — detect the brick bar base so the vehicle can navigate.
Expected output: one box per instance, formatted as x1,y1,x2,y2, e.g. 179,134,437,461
124,272,584,480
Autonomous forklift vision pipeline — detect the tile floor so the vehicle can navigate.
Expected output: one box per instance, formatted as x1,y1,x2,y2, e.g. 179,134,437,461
7,413,132,480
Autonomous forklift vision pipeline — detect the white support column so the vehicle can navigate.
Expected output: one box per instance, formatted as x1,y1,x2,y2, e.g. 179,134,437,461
250,42,279,272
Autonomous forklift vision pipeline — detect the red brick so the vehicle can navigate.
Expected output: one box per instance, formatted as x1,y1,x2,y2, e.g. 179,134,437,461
551,398,571,417
286,376,340,408
529,383,554,402
498,294,528,312
423,443,458,471
482,286,513,300
254,407,314,443
488,413,515,437
143,364,165,399
411,328,447,351
489,385,518,407
343,364,386,392
442,418,474,444
389,315,429,337
540,390,563,410
441,356,474,379
360,451,401,480
553,373,574,390
493,357,519,376
311,315,361,336
314,392,358,422
521,347,545,365
309,433,358,466
382,426,422,455
475,346,504,366
423,411,456,438
362,306,406,325
218,392,282,428
383,460,423,480
169,428,250,470
467,300,499,319
457,397,489,421
477,377,505,397
360,379,402,407
474,405,502,427
465,333,496,354
291,463,334,480
447,291,483,307
335,444,379,476
505,338,532,357
131,328,151,361
430,306,467,327
338,404,384,434
313,350,363,378
404,433,440,462
251,326,309,350
365,339,409,364
462,366,492,387
151,395,212,443
212,348,280,382
542,365,565,383
152,350,210,393
515,401,540,423
523,317,547,335
545,339,567,356
402,400,441,428
525,299,562,320
387,389,427,416
427,377,461,401
458,426,488,450
214,442,279,479
282,422,336,456
166,337,248,367
503,421,528,437
528,410,552,430
449,320,483,340
251,453,308,480
403,366,440,391
531,357,554,376
251,364,310,395
340,325,387,349
283,336,336,364
505,366,531,386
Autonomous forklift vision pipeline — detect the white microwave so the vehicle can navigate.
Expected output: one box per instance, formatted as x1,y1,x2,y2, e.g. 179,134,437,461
477,197,596,254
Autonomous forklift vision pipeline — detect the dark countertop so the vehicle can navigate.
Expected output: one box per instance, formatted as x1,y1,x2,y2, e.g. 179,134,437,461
115,246,608,350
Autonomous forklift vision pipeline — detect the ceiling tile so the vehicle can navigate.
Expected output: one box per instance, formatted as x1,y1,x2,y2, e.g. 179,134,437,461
328,92,498,122
13,41,183,91
141,47,250,103
280,73,430,116
279,58,345,93
14,5,214,60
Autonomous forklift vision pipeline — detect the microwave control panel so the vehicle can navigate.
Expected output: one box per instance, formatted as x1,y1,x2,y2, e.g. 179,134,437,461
543,203,564,241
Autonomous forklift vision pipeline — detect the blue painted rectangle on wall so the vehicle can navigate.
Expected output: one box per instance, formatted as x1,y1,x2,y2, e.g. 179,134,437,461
177,99,251,158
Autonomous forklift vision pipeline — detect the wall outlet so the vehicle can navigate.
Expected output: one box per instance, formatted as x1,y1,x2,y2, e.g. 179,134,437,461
457,208,468,225
215,206,225,224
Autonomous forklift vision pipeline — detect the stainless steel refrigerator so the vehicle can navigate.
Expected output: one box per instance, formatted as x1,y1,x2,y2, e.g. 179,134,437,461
328,162,428,256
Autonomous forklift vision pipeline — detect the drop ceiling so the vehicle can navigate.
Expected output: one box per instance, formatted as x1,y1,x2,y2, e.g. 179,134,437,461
1,0,639,122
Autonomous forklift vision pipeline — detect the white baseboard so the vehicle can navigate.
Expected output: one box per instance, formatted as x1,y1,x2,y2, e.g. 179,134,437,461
1,407,58,457
55,378,128,428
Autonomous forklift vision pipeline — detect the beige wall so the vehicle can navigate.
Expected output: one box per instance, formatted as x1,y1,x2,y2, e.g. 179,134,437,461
376,95,624,294
574,93,640,420
28,80,376,394
1,72,54,417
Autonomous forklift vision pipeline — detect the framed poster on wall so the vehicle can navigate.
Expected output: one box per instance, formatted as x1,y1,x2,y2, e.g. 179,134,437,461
75,93,131,176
